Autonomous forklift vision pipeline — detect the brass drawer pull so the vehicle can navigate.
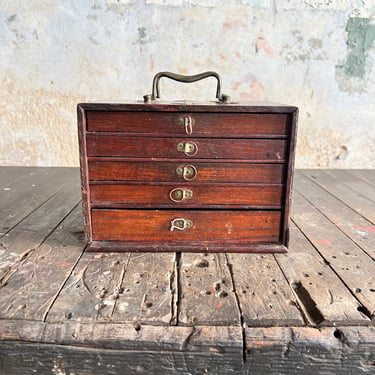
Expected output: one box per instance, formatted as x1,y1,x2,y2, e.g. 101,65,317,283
169,187,193,202
170,218,193,231
177,141,198,157
178,116,195,135
176,165,198,181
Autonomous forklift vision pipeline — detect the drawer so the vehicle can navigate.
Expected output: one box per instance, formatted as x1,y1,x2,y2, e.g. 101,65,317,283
86,111,289,137
86,135,287,161
90,183,283,208
91,209,282,243
88,160,285,183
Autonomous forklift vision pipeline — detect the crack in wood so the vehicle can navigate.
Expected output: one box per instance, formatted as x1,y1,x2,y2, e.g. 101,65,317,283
356,305,373,321
272,254,309,326
291,215,373,324
180,326,199,351
169,252,180,326
224,253,246,363
281,327,295,358
0,248,36,287
42,247,86,322
291,280,325,326
109,255,129,318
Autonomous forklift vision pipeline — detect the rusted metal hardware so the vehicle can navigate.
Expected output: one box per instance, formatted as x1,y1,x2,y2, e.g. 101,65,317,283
169,187,193,203
170,218,193,231
176,165,198,181
177,141,198,157
178,115,195,134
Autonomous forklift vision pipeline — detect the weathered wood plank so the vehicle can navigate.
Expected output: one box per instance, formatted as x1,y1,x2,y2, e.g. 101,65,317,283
0,320,243,353
46,252,126,323
179,253,241,326
295,170,375,259
0,322,374,375
301,169,375,224
245,326,375,374
325,169,375,204
0,206,85,321
48,252,176,325
276,222,368,325
227,253,304,326
348,169,375,187
0,321,244,375
0,167,78,235
111,252,176,324
0,179,81,282
0,167,38,189
292,190,375,318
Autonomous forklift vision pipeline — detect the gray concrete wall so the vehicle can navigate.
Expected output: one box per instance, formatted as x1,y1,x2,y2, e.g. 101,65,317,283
0,0,374,167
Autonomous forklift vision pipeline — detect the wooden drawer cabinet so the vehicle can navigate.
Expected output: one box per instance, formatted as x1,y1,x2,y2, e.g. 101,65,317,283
78,72,298,253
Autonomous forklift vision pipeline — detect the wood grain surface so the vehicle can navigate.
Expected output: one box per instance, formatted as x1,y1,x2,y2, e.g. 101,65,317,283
86,135,287,161
91,209,282,243
87,111,290,137
88,160,285,183
1,167,374,375
90,183,283,208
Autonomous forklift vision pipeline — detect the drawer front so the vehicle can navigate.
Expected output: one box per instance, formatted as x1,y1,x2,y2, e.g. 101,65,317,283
88,161,284,183
91,209,281,243
90,183,283,208
87,112,289,137
86,135,287,161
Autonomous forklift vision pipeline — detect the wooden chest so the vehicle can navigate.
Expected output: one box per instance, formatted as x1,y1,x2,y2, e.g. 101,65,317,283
78,72,298,253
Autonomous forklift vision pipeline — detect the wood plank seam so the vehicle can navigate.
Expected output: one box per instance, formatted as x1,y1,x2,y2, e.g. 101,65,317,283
0,167,39,190
301,170,375,226
0,175,77,240
272,254,312,326
328,170,375,204
295,173,375,262
347,170,375,188
170,252,179,326
291,218,373,322
42,245,86,322
224,253,253,363
0,201,82,289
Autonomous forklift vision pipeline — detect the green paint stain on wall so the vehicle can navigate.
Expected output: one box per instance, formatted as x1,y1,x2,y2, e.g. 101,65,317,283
6,14,17,23
138,27,147,39
338,17,375,79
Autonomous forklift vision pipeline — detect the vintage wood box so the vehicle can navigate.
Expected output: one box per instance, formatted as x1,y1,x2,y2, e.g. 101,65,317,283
78,72,298,253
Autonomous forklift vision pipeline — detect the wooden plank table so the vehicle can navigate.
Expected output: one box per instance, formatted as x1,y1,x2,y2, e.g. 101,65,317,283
0,167,374,374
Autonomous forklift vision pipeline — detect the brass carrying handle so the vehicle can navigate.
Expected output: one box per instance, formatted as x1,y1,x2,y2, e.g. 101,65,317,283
143,71,230,103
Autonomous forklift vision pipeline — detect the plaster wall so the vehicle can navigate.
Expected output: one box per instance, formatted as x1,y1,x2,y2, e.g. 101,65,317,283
0,0,374,167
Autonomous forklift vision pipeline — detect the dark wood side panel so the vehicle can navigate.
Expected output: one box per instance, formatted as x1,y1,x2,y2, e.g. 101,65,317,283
280,108,298,246
87,112,290,137
86,135,287,161
88,160,285,183
77,105,92,243
90,183,283,207
91,209,282,243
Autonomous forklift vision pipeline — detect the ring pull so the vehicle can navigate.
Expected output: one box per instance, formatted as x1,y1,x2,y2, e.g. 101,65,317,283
170,218,193,231
169,188,193,203
176,165,198,181
177,141,198,157
178,116,195,135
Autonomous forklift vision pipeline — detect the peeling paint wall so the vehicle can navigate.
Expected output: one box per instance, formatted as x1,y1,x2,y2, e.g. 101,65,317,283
0,0,374,167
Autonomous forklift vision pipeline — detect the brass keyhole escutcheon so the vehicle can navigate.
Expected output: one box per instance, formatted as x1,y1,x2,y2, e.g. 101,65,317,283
177,141,198,157
178,116,195,135
176,165,198,181
169,188,193,203
170,218,193,231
